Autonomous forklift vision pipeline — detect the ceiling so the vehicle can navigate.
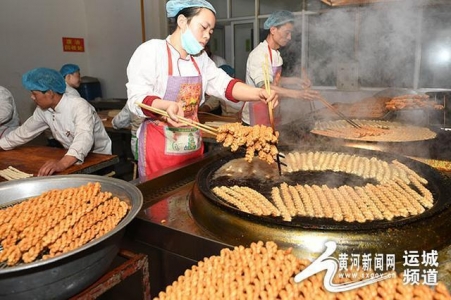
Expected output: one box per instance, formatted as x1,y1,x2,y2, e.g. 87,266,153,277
320,0,450,6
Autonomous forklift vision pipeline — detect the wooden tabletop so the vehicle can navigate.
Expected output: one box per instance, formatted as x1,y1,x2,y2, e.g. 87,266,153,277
97,111,131,134
0,145,119,182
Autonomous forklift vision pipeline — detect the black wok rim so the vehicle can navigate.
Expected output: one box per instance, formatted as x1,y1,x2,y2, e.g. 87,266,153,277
195,145,451,231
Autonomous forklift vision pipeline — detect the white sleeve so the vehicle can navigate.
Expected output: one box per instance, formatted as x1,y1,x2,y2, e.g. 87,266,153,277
203,95,220,110
0,88,14,124
201,54,234,102
126,40,167,118
112,105,132,129
246,46,269,88
0,109,48,150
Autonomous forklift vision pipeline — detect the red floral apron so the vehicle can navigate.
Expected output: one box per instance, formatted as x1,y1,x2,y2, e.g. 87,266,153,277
138,43,204,177
249,45,282,126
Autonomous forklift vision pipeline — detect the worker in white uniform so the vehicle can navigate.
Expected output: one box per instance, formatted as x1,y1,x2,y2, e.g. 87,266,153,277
0,67,112,176
204,43,227,67
0,86,20,139
60,63,81,97
126,0,279,178
242,10,320,126
43,63,83,148
111,104,143,161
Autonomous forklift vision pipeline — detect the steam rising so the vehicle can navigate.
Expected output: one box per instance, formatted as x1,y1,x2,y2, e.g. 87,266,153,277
280,0,451,92
278,1,450,141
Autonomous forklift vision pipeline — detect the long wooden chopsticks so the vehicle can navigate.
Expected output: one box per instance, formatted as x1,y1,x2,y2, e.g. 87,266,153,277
263,55,275,131
317,96,362,128
135,102,218,136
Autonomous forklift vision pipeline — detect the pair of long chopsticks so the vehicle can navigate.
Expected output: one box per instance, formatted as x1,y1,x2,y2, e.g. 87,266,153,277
263,56,286,175
135,102,218,136
263,54,275,131
317,96,362,128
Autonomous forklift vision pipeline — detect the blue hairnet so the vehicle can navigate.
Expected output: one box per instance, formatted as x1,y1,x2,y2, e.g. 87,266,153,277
22,68,66,94
60,64,80,77
264,10,295,30
219,65,235,77
166,0,216,18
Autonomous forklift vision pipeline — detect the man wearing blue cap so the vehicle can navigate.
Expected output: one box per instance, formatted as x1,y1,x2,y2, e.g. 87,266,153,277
60,63,81,97
242,10,320,126
44,63,82,147
0,67,112,176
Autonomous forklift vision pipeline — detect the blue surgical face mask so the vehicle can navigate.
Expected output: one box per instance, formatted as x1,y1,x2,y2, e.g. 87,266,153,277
181,26,203,55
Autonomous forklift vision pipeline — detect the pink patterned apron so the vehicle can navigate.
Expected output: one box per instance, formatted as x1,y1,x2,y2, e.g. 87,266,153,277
138,43,204,177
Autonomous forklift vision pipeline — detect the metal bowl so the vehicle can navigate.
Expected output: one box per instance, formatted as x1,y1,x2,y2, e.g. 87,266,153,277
0,175,143,300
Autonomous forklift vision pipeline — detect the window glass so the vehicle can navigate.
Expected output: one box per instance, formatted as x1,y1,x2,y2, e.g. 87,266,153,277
234,23,254,80
231,0,254,18
208,0,227,19
419,5,451,89
259,0,302,15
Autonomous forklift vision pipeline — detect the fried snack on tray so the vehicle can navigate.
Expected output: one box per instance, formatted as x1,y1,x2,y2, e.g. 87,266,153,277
312,119,437,142
212,151,434,223
216,122,279,164
0,182,129,266
385,94,444,110
155,241,451,300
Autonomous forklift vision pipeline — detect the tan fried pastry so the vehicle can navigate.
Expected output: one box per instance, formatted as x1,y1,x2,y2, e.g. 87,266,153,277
0,182,129,266
216,123,279,164
155,241,451,300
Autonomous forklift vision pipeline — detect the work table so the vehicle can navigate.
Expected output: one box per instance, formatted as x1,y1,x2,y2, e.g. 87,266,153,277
0,145,119,182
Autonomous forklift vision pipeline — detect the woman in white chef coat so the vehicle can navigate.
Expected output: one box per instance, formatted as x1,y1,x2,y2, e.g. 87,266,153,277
242,10,320,126
0,86,20,139
0,68,111,176
126,0,279,178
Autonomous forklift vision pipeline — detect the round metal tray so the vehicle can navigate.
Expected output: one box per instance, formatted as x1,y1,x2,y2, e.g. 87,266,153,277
0,175,143,300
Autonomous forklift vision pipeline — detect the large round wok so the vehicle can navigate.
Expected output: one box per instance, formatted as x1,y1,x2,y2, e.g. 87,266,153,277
0,175,143,300
190,145,451,260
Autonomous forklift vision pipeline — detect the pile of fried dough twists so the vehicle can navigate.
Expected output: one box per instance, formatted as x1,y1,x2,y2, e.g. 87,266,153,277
216,123,279,164
156,241,451,300
385,94,444,111
0,182,129,266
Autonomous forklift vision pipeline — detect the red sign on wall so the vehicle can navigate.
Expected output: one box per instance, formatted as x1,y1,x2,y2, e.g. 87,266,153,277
62,37,85,52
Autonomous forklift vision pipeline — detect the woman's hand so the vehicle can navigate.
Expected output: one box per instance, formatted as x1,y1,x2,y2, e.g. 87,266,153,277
258,88,279,109
149,99,185,127
165,101,185,127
